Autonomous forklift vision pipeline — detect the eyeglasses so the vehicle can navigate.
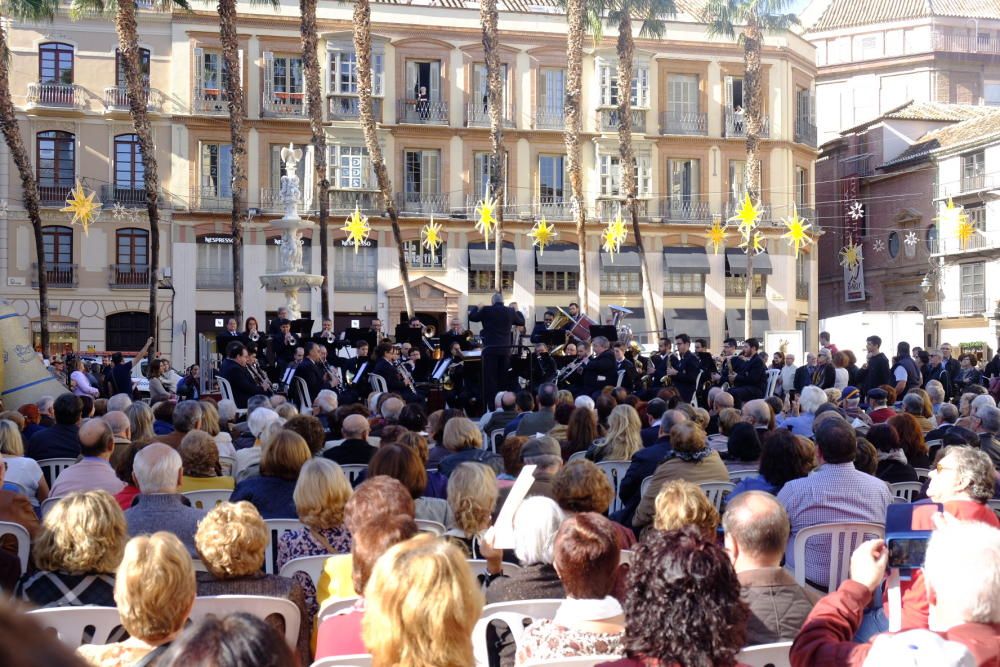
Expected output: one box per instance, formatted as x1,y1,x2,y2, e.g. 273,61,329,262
934,463,957,474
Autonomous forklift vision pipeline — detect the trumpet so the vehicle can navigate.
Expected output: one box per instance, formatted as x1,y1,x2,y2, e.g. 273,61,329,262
285,332,296,346
556,356,586,384
322,330,336,344
442,360,463,391
248,331,260,343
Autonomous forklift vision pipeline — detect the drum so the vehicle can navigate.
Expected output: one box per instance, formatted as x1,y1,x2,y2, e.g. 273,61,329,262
570,315,597,342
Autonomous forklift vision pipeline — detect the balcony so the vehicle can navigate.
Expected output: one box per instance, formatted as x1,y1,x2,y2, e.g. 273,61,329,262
329,188,383,215
724,111,769,138
31,263,77,288
100,185,162,209
925,292,987,317
463,193,519,219
259,188,306,214
840,153,873,178
397,192,449,215
109,264,150,289
192,89,228,114
465,103,514,128
597,197,650,221
327,95,382,122
262,93,306,118
196,269,233,290
27,82,82,108
598,108,647,133
660,197,713,222
396,99,448,125
659,111,707,136
38,184,73,206
534,105,564,130
725,276,765,298
190,187,231,212
932,31,1000,56
794,118,817,147
536,198,574,221
938,172,999,200
928,229,1000,256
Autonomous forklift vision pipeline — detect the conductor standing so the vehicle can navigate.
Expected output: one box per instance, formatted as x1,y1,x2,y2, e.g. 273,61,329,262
469,293,521,405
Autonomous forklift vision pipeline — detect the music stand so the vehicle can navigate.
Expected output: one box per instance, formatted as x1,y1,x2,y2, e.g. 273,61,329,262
394,324,424,347
538,330,567,348
291,319,314,339
590,325,618,343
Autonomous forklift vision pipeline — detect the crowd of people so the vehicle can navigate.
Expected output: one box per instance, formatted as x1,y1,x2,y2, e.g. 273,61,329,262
1,320,999,666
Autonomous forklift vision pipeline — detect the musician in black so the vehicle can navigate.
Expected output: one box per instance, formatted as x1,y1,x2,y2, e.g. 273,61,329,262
530,311,555,344
294,341,329,401
440,318,472,354
345,340,372,397
695,339,718,376
243,317,263,351
561,302,581,332
649,338,674,390
531,342,559,390
216,318,244,354
712,338,741,387
469,293,521,404
219,342,270,409
729,337,767,406
246,348,273,394
270,319,299,368
558,341,589,393
268,307,291,334
311,318,339,357
582,336,617,398
664,333,701,403
612,342,639,393
371,342,420,403
404,347,428,384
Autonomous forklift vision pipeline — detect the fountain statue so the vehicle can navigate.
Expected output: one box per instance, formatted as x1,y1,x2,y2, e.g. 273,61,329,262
259,143,324,319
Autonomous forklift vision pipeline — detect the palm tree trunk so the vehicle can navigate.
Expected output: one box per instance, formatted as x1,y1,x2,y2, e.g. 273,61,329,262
616,11,658,342
480,0,505,292
354,0,413,319
564,0,587,316
219,0,246,324
114,0,160,356
742,20,763,341
300,0,329,319
0,21,49,354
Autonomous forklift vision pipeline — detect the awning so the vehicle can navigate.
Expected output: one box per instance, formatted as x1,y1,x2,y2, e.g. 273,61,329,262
535,243,580,271
664,308,710,339
663,246,710,274
600,246,641,273
726,308,771,340
469,242,516,270
725,249,773,275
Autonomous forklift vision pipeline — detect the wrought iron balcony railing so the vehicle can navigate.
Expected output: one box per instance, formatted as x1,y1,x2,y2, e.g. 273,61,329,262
27,82,82,108
396,99,448,125
659,111,707,135
109,264,150,289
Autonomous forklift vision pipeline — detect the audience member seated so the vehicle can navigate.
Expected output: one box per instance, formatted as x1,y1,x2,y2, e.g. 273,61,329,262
731,429,816,498
151,401,175,436
26,393,83,461
396,430,447,499
781,386,826,438
368,443,451,525
50,420,126,497
17,403,46,441
125,402,155,448
0,451,39,556
102,411,132,470
322,414,377,466
16,490,125,609
438,417,503,476
230,430,310,519
362,534,482,667
516,383,559,436
179,431,235,492
233,408,283,481
553,459,636,549
561,405,601,461
516,513,625,664
866,423,918,484
708,407,740,453
777,419,893,591
197,400,236,460
723,491,819,645
970,405,1000,467
901,392,936,433
633,422,729,532
0,419,48,506
486,496,566,604
888,412,932,468
866,388,896,424
282,414,326,457
587,404,642,463
194,502,310,663
445,462,498,559
426,408,463,467
124,443,206,556
155,401,201,450
483,391,518,434
598,527,749,667
518,436,563,500
545,403,574,444
652,480,719,540
76,532,196,667
156,612,294,667
724,422,762,474
615,410,688,524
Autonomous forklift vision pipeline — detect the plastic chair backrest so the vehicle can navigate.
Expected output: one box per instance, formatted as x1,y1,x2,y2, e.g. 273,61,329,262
736,640,793,667
567,450,587,462
913,467,930,484
729,468,759,483
368,374,388,394
278,554,329,594
310,655,373,667
595,460,631,514
293,376,312,413
317,595,361,624
640,475,653,498
189,595,300,647
415,519,446,536
698,481,736,513
489,428,506,453
40,495,63,518
37,458,77,488
216,376,235,403
27,606,123,648
218,455,236,476
472,599,563,667
0,521,30,573
522,658,623,667
263,518,306,575
792,522,885,590
340,464,368,487
692,370,704,408
182,488,232,510
889,481,924,504
765,368,782,398
468,558,522,573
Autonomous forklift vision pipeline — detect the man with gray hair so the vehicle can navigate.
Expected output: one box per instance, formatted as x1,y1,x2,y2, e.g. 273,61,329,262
49,419,125,497
102,410,131,468
902,392,935,432
582,336,616,398
520,435,563,499
617,409,690,524
483,391,518,434
156,400,203,449
969,405,1000,467
124,442,206,555
742,398,773,436
723,491,818,645
35,396,55,427
708,391,735,434
517,383,558,436
106,393,132,414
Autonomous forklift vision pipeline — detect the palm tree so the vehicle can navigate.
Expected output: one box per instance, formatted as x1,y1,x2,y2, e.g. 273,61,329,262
480,0,505,292
564,0,588,315
299,0,330,319
71,0,190,357
353,0,414,318
704,0,797,339
0,0,58,355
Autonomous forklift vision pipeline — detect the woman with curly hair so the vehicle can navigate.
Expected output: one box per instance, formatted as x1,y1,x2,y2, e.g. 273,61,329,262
597,526,749,667
552,460,636,549
887,412,932,468
179,431,235,492
730,429,816,499
445,462,497,559
586,404,642,463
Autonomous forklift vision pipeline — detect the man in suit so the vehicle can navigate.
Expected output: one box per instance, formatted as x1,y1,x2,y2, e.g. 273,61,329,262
323,414,378,465
311,318,339,358
530,311,555,344
940,342,961,385
295,341,329,401
611,342,639,393
924,349,954,400
469,293,523,405
216,318,244,355
711,338,739,388
794,352,816,394
582,336,617,398
729,338,766,406
858,335,893,396
26,393,83,461
270,319,299,369
371,342,419,403
665,333,702,403
219,342,269,409
268,307,291,334
530,342,558,390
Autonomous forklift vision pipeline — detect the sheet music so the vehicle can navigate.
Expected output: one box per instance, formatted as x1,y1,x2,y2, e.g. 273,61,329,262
281,366,296,385
432,358,452,380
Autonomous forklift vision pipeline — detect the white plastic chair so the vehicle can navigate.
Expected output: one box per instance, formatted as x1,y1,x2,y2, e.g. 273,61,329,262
567,450,587,462
368,374,388,393
37,458,76,487
595,460,631,514
219,455,236,476
737,640,793,667
691,370,704,408
40,495,63,518
4,481,29,496
293,376,313,413
698,481,736,513
765,368,781,398
640,474,653,497
792,522,885,591
215,377,247,417
189,595,300,648
192,558,210,572
310,655,372,667
183,488,233,510
473,599,563,667
889,481,924,504
264,518,306,575
278,554,329,594
317,595,361,625
27,606,123,647
415,519,446,536
729,468,759,483
489,428,506,453
0,521,30,573
913,467,931,484
619,549,634,565
468,558,522,573
523,658,622,667
340,464,368,487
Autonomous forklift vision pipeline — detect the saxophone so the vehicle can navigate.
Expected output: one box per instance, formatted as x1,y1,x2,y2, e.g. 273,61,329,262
395,359,416,391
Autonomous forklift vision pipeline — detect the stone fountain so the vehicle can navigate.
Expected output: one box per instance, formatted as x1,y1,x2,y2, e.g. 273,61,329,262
259,143,324,319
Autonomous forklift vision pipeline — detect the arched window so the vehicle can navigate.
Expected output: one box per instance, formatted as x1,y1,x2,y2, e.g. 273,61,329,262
114,134,144,190
106,312,150,352
36,131,75,202
116,228,149,267
39,43,74,84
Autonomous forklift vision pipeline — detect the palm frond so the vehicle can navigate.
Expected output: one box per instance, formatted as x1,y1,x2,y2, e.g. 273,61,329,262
634,0,676,39
68,0,112,19
701,0,737,39
759,11,799,31
1,0,59,22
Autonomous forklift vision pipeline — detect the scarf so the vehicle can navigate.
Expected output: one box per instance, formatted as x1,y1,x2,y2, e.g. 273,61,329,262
674,448,713,463
877,449,908,465
553,596,623,626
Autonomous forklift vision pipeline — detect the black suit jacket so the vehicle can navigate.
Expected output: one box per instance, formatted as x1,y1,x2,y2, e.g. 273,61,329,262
811,363,836,389
294,358,326,400
859,352,892,394
469,304,518,350
271,333,299,366
323,438,378,465
583,350,617,396
216,331,244,355
372,358,408,394
672,351,702,402
615,360,638,392
219,358,267,409
733,354,766,393
794,365,813,393
532,354,558,386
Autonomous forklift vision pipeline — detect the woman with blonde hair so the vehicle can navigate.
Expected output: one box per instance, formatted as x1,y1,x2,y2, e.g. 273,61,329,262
439,416,502,476
70,357,100,398
77,532,196,667
17,490,126,608
653,480,720,539
0,419,47,505
586,404,642,462
363,534,483,667
445,462,498,559
230,429,311,519
198,400,236,459
126,402,155,447
179,431,235,492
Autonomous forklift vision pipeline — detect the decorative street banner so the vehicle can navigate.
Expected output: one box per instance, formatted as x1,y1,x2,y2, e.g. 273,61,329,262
844,259,866,302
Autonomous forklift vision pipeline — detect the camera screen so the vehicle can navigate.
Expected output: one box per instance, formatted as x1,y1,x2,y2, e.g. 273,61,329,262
888,537,929,569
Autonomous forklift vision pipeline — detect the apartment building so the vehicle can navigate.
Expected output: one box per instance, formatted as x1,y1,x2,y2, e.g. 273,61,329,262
1,0,819,366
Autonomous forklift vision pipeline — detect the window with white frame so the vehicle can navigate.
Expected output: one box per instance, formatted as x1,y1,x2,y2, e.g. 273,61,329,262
599,62,649,107
536,270,578,292
600,271,641,293
263,53,303,106
599,153,651,197
729,160,746,205
539,154,565,203
667,159,700,202
472,152,507,200
404,150,440,198
667,74,698,114
472,63,509,114
333,242,377,290
538,67,565,115
200,143,232,198
330,146,375,190
664,273,704,295
328,43,384,96
960,262,985,296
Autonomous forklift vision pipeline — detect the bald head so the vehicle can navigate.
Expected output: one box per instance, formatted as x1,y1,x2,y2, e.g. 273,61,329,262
723,491,790,569
741,399,771,428
713,392,735,411
102,411,130,439
342,414,370,440
381,397,404,421
79,419,114,458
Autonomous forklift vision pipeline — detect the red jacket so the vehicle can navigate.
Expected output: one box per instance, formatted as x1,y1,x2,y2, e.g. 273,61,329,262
791,580,1000,666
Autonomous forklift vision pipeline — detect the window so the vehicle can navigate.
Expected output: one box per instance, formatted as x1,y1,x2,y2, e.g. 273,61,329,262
664,273,704,295
39,43,74,84
263,53,303,109
36,131,74,200
538,67,565,114
967,205,986,231
196,236,233,289
473,152,507,200
796,87,812,125
667,74,698,114
42,226,73,264
329,45,384,96
404,150,440,198
472,63,510,114
926,224,938,252
600,272,641,294
114,134,144,190
539,154,565,203
405,60,441,101
725,274,765,297
888,231,900,258
600,154,651,197
116,228,148,267
333,243,377,291
599,62,649,107
200,143,233,198
266,236,312,273
469,270,514,292
795,166,808,208
403,239,445,269
962,151,985,190
961,262,985,295
986,81,1000,106
535,270,578,292
667,159,700,202
115,48,150,86
106,312,150,352
728,160,746,204
331,146,375,190
725,76,744,111
200,51,224,95
796,254,808,300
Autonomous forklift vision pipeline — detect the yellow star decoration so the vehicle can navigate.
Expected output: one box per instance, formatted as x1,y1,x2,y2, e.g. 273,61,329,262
60,180,102,234
340,205,370,254
780,205,814,258
838,242,863,270
727,192,761,241
937,199,975,247
707,217,727,255
528,217,557,255
420,218,443,263
600,211,629,260
740,230,766,255
475,193,498,249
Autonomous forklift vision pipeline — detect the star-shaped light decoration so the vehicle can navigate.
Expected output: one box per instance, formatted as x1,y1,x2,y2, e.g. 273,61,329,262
528,217,557,255
420,217,443,264
904,231,918,247
848,200,864,221
872,239,886,253
111,202,129,221
728,192,762,241
838,242,863,269
937,199,976,247
600,210,629,261
707,217,727,255
780,205,813,258
601,224,621,259
60,180,102,234
474,192,498,249
740,230,766,255
340,205,370,253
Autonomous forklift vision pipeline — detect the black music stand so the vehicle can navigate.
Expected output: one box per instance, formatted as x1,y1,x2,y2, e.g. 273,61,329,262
394,324,425,348
590,325,618,342
291,319,314,340
538,330,568,348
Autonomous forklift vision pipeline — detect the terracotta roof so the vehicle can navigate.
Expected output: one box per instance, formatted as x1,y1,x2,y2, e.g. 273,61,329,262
840,100,989,135
884,108,1000,166
808,0,1000,31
